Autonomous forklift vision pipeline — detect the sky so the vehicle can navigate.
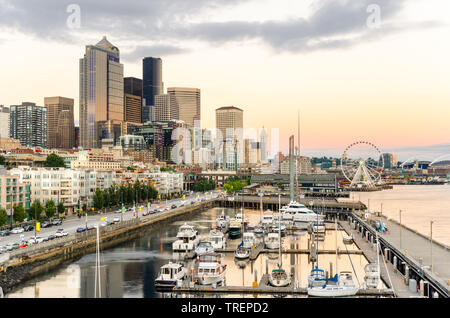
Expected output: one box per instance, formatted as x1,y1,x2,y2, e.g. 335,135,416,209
0,0,449,159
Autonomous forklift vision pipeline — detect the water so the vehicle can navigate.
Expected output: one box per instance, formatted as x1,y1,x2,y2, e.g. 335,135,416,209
350,184,450,246
6,207,375,298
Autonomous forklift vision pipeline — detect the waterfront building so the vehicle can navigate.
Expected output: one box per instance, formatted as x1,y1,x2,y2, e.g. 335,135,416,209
0,166,31,214
251,173,337,192
167,87,200,126
79,36,124,148
0,105,10,139
44,96,75,149
9,102,47,148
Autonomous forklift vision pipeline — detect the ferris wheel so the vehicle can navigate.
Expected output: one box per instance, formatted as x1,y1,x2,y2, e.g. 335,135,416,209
341,141,384,188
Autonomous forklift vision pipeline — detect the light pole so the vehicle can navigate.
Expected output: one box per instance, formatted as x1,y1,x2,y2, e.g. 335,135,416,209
430,220,434,273
399,210,402,251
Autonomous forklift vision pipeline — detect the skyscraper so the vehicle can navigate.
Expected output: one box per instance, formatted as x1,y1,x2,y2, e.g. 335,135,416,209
124,77,143,124
154,94,170,122
44,96,75,149
142,57,163,122
0,105,10,139
215,106,243,170
10,102,47,148
79,36,124,148
124,77,143,97
215,106,243,139
167,87,201,127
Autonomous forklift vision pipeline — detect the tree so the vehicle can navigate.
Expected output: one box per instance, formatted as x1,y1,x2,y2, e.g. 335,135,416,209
57,202,65,216
93,188,104,210
14,204,26,223
30,200,44,220
44,153,66,168
45,200,56,219
0,208,8,226
276,181,283,190
0,155,5,166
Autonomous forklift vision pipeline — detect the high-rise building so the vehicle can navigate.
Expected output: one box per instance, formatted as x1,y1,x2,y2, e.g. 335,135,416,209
154,94,171,122
74,127,80,148
124,77,143,97
380,153,398,169
124,94,142,124
167,87,200,126
79,36,124,148
142,57,163,122
0,105,10,139
215,106,243,170
10,102,47,148
44,96,75,149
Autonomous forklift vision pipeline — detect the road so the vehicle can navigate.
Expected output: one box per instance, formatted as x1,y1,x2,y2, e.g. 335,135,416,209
0,191,219,250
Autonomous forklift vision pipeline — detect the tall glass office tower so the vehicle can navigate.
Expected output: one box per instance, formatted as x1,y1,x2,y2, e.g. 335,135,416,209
142,57,163,122
79,36,124,148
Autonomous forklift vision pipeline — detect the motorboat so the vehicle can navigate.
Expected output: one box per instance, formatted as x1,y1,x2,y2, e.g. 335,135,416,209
253,222,265,236
208,230,226,250
235,212,249,227
343,234,353,244
228,218,242,239
281,201,324,223
235,241,250,259
216,209,230,233
195,253,227,285
269,268,291,287
155,262,188,289
308,221,326,235
195,241,215,256
242,232,257,249
271,217,286,236
307,272,359,297
262,210,274,227
364,263,381,289
265,232,280,250
172,223,200,257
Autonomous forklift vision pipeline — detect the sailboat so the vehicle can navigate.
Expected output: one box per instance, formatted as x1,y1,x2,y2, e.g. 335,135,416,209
307,217,359,297
307,201,327,288
235,207,250,259
215,209,230,233
364,231,381,289
269,194,291,287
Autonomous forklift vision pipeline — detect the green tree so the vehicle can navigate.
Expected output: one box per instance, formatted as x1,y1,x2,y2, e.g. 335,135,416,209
0,208,8,226
14,204,26,223
93,188,104,210
0,155,5,166
57,202,65,216
44,153,66,167
45,199,56,219
276,181,283,189
30,200,44,220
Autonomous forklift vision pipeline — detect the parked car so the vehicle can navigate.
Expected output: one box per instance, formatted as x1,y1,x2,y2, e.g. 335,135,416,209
29,237,44,244
52,219,63,226
115,209,122,213
100,222,107,227
23,225,34,232
86,226,95,231
171,204,177,209
76,227,86,233
0,230,10,236
47,234,56,240
19,242,28,248
41,221,51,228
113,216,120,223
0,246,7,253
6,242,20,251
11,227,24,234
141,211,149,216
55,229,68,237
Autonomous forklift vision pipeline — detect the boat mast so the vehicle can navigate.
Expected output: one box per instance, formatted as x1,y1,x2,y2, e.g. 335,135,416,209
278,193,282,269
335,215,338,277
315,201,319,269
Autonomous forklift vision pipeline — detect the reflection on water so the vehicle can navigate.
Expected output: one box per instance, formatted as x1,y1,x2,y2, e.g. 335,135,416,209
7,207,379,298
351,184,450,246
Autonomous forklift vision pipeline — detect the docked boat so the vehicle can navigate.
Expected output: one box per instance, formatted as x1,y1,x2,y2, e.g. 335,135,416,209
215,209,230,233
308,221,325,235
172,223,200,257
155,262,188,289
195,241,215,256
235,212,249,227
307,272,359,297
308,268,327,287
265,232,280,250
343,234,353,244
235,246,250,259
262,210,274,227
229,218,242,239
208,229,226,250
364,264,381,289
195,253,227,285
242,232,257,249
281,201,324,223
271,217,286,236
269,194,291,288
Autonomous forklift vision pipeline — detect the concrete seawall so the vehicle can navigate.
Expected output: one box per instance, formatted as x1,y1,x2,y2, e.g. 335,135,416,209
0,200,215,294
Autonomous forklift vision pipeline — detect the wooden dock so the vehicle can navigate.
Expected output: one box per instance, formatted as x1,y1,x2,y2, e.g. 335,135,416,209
219,248,363,255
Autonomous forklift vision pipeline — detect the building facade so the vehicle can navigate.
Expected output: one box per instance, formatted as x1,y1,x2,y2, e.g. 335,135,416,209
44,96,75,149
79,36,124,148
154,94,170,122
9,102,47,148
0,105,10,139
168,87,200,126
215,106,244,170
142,57,163,122
0,167,31,214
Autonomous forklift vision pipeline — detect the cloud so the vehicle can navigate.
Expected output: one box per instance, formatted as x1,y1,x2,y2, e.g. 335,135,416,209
0,0,442,54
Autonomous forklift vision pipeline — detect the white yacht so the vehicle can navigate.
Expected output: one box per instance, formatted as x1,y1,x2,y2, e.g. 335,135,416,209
195,253,227,285
215,209,230,232
242,232,257,249
281,201,324,223
155,262,188,289
195,241,215,256
262,210,274,227
265,233,280,250
364,263,381,289
235,212,249,226
307,272,359,297
208,230,226,250
172,223,200,257
234,246,250,259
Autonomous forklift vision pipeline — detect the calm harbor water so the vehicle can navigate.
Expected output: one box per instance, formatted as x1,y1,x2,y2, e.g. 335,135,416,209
350,184,450,246
6,207,372,298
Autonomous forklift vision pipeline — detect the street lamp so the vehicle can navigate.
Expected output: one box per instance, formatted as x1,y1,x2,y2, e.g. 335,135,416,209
430,220,434,273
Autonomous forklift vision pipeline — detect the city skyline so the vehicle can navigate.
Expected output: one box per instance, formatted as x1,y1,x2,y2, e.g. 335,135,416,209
0,0,449,153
